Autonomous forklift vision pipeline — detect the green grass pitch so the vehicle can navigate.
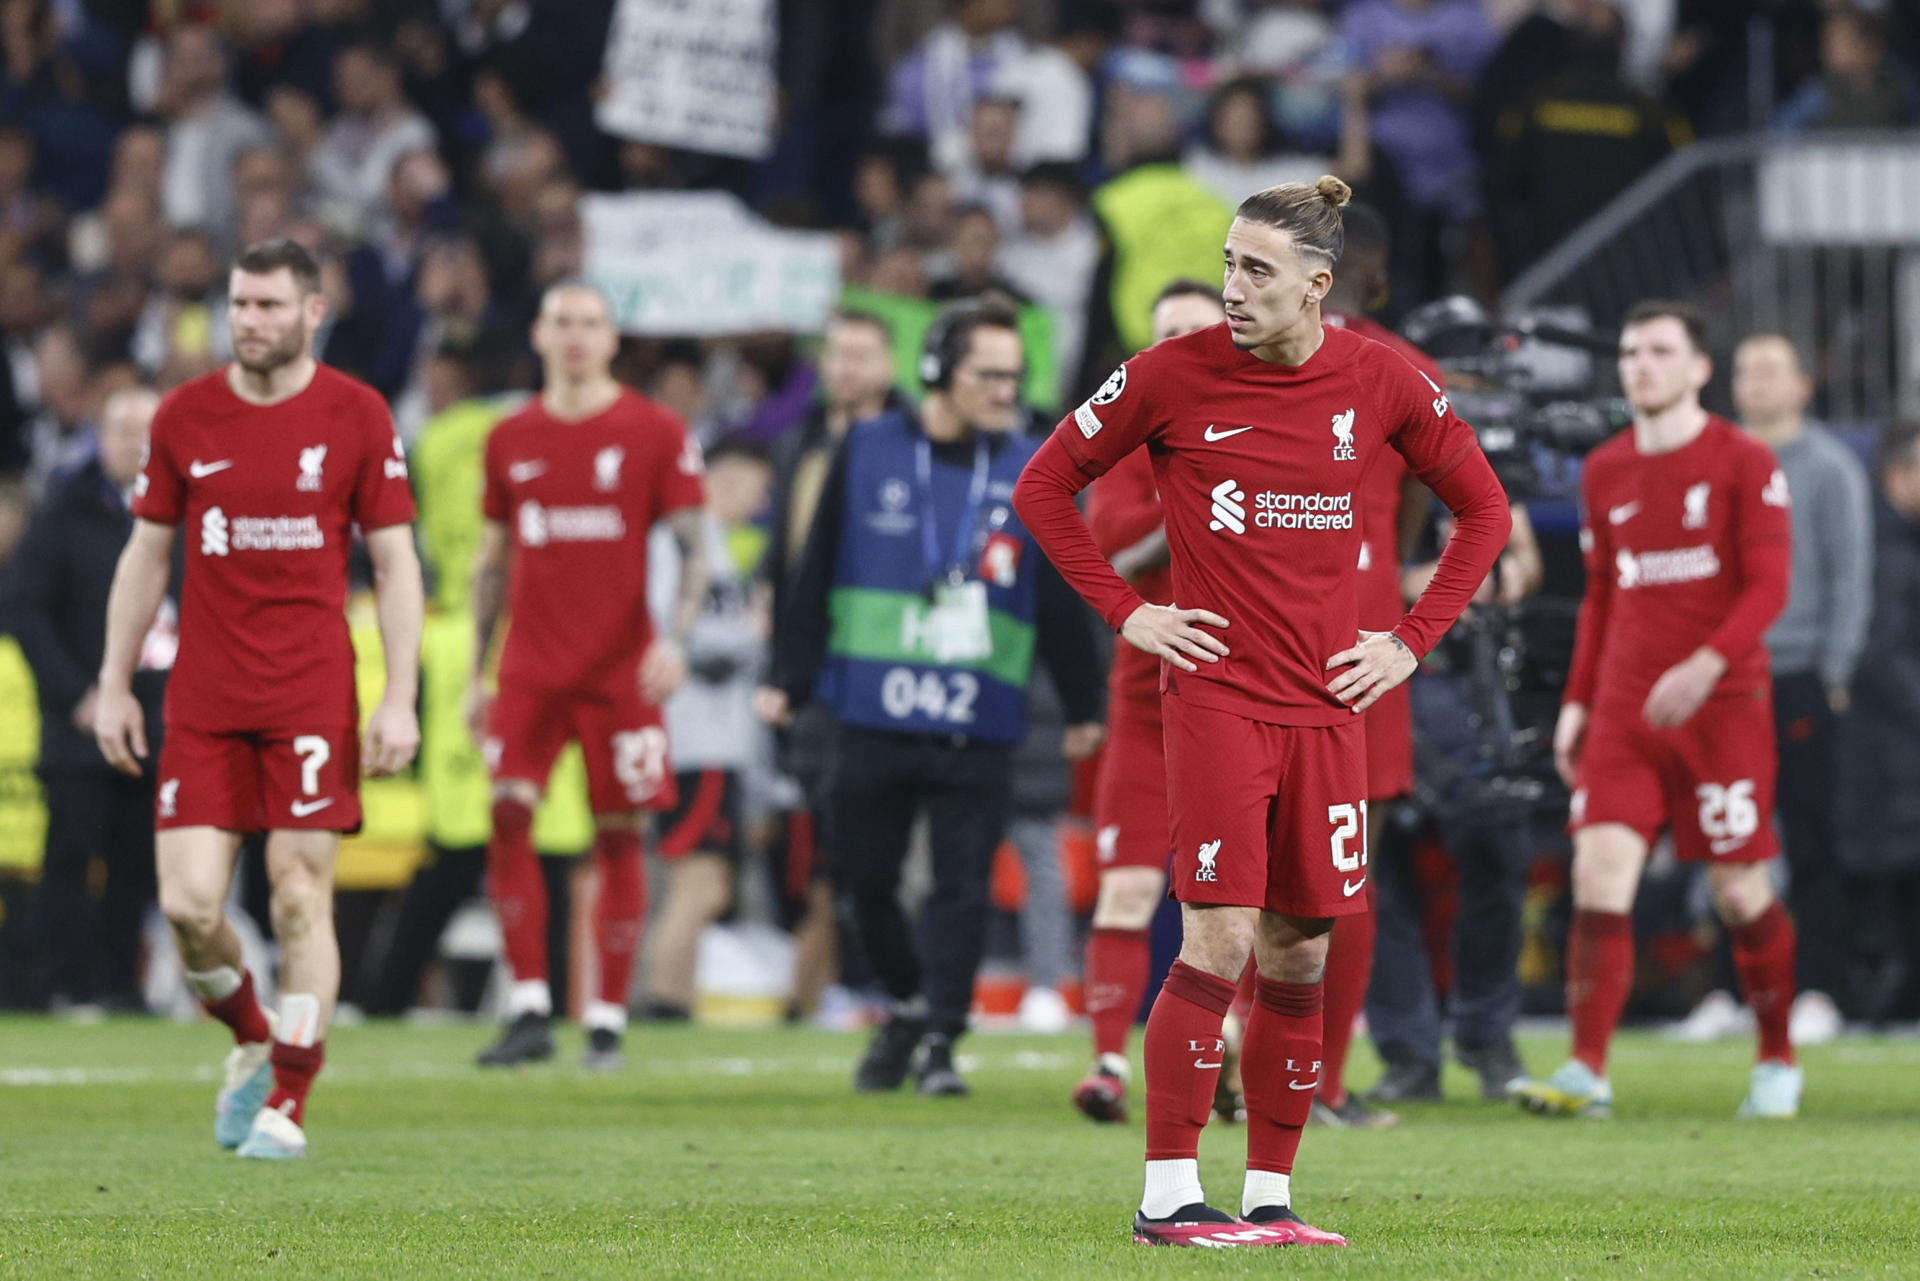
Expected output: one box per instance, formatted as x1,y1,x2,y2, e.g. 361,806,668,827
3,1016,1918,1279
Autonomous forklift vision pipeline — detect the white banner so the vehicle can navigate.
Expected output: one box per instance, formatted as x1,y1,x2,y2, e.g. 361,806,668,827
597,0,777,161
581,192,841,336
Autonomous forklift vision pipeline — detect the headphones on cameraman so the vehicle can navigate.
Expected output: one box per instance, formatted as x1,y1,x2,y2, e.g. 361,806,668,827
918,300,980,392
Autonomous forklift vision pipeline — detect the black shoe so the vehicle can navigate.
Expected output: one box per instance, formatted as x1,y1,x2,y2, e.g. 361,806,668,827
1366,1059,1441,1103
476,1012,554,1067
916,1034,969,1097
854,1013,925,1091
1131,1203,1244,1246
639,1000,692,1023
1455,1039,1525,1103
581,1026,625,1071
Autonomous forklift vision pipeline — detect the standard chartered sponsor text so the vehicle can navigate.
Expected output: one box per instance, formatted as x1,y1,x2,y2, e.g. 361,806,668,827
231,514,325,551
1253,490,1354,530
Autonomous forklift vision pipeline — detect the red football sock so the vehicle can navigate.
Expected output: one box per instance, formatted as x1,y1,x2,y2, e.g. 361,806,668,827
264,1040,324,1127
1084,927,1151,1060
1143,959,1236,1161
1317,905,1376,1108
203,970,273,1046
1567,909,1634,1075
1244,977,1323,1176
1228,958,1257,1030
486,799,547,983
1730,900,1797,1065
593,827,647,1009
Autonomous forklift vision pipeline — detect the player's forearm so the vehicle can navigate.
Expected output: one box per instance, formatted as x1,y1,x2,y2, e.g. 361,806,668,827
1393,451,1510,656
470,561,506,680
372,541,425,704
1705,537,1790,673
1014,435,1144,631
1563,587,1608,708
97,538,171,693
666,511,709,642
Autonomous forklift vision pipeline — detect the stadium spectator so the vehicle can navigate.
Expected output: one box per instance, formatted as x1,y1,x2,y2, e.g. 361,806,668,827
467,280,706,1070
310,42,436,231
1731,333,1872,1041
879,0,1029,176
764,296,1103,1097
928,203,1029,303
1774,6,1920,131
1183,77,1368,213
132,227,225,383
1835,424,1920,1024
1519,301,1800,1122
7,386,164,1015
97,238,423,1160
999,162,1099,382
155,26,271,233
983,10,1106,166
641,436,773,1022
947,97,1022,234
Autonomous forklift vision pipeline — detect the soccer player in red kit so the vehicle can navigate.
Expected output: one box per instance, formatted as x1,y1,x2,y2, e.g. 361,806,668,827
94,239,424,1160
467,281,707,1069
1073,280,1227,1125
1014,177,1510,1248
1513,300,1801,1120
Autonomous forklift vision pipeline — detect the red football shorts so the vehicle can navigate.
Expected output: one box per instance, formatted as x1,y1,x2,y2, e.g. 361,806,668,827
1092,696,1170,872
1364,680,1413,801
155,724,361,832
1570,687,1778,864
485,680,677,815
1164,694,1372,918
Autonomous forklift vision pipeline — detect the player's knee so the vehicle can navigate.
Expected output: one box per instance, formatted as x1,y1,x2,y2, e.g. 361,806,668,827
269,873,329,942
1707,866,1772,925
157,882,222,943
1092,871,1161,929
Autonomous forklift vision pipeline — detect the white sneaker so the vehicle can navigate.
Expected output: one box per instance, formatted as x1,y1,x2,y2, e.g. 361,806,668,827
235,1106,307,1159
1018,985,1072,1034
1789,991,1842,1046
1666,989,1753,1042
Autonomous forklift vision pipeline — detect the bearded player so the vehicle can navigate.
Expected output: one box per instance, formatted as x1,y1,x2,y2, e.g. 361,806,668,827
467,281,707,1069
1015,178,1509,1247
1512,300,1800,1120
95,238,423,1160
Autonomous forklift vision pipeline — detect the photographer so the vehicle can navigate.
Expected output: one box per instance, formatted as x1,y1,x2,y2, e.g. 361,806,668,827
1367,501,1544,1105
761,297,1103,1097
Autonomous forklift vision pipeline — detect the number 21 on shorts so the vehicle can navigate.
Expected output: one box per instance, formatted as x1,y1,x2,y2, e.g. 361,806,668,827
1330,800,1368,898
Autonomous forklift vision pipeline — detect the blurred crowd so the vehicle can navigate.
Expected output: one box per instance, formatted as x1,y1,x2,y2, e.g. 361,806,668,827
0,0,1916,1027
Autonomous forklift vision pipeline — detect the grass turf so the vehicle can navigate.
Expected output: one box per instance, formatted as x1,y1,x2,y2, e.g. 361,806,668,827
2,1016,1917,1279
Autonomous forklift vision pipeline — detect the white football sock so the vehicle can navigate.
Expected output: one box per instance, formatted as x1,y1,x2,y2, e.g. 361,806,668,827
278,993,322,1047
1242,1169,1291,1215
1140,1158,1204,1219
184,965,243,1003
583,999,627,1034
1097,1052,1131,1082
506,979,552,1018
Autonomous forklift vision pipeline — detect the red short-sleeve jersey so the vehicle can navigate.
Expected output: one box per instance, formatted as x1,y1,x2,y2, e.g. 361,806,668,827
1055,323,1489,726
483,388,705,694
132,364,415,731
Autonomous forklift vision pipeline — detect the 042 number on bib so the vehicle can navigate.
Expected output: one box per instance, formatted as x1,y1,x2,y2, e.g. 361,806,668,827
879,668,979,725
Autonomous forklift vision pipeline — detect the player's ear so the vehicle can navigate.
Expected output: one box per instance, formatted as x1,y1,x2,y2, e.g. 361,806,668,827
1306,265,1333,307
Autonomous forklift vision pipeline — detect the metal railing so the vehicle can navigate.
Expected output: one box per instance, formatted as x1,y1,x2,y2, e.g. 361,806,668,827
1504,131,1920,427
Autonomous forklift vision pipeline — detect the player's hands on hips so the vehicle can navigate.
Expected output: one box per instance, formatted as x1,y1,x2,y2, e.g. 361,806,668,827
1325,630,1416,713
640,635,690,704
754,685,793,726
1552,702,1588,789
1643,647,1727,730
364,696,420,776
93,683,147,776
1120,602,1229,673
1062,722,1105,760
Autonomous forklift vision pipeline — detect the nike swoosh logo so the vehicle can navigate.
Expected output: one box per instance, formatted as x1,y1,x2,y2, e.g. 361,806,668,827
1343,877,1367,897
1287,1079,1319,1090
1608,502,1641,525
1203,424,1255,442
1193,1059,1222,1069
1709,836,1748,855
289,797,334,817
189,459,234,478
509,461,547,482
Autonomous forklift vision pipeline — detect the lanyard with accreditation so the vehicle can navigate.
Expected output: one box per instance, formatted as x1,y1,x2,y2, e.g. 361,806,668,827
914,434,994,663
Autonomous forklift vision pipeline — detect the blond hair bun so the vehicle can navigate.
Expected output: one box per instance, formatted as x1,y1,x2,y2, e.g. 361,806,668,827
1314,175,1352,208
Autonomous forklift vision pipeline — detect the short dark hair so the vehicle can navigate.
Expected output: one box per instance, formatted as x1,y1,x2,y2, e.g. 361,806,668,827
233,238,321,295
949,295,1020,361
1623,299,1708,352
705,432,770,467
828,307,892,344
1019,161,1084,201
1153,278,1222,309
